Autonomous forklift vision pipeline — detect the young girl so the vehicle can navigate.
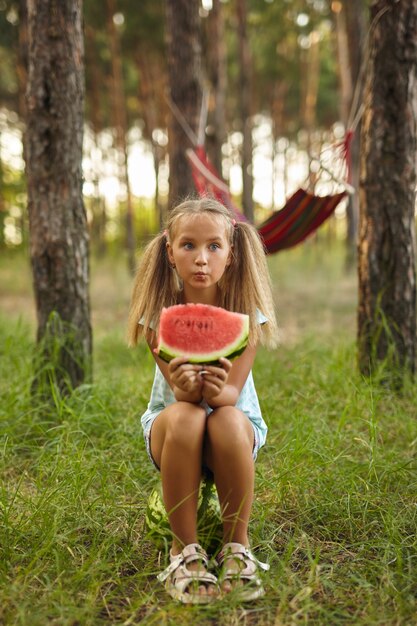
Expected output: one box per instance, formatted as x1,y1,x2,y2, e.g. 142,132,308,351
128,197,278,604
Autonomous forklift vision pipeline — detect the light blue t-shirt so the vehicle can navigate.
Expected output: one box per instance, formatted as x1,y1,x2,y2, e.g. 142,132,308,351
140,310,268,450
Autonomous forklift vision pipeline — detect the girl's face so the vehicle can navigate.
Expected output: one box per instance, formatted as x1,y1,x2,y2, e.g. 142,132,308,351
167,213,232,302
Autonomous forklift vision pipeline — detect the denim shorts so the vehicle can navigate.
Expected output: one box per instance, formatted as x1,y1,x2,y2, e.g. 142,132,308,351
142,408,262,472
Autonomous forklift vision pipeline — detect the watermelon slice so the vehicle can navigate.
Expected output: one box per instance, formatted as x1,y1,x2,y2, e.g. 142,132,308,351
156,303,249,364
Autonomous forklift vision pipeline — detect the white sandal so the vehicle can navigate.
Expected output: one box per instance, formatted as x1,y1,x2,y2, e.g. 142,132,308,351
217,542,270,601
157,543,219,604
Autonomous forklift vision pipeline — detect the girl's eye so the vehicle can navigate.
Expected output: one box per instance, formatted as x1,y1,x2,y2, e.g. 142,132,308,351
209,243,220,251
183,242,193,250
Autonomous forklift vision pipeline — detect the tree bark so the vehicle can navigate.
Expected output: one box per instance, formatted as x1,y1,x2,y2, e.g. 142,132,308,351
85,24,107,255
26,0,92,393
300,33,320,193
106,0,136,273
271,81,287,211
205,0,228,177
334,6,352,127
358,0,417,381
136,51,167,228
165,0,202,208
0,129,5,247
236,0,254,221
342,0,367,260
17,0,29,121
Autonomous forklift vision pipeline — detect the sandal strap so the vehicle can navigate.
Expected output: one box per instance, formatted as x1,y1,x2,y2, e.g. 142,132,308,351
157,543,210,583
217,542,270,572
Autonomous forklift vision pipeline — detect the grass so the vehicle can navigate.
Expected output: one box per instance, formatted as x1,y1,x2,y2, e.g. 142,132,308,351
1,243,417,625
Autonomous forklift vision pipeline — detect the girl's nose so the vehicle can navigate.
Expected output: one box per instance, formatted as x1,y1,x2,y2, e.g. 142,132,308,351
195,249,208,265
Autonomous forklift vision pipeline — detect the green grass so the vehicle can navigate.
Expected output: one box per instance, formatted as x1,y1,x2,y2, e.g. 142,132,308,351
1,245,417,625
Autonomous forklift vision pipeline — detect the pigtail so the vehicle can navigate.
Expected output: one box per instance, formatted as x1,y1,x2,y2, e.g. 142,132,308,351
220,222,279,349
127,233,179,346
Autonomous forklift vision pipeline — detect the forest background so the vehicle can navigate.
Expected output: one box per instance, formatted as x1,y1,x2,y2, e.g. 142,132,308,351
1,1,417,625
0,0,360,255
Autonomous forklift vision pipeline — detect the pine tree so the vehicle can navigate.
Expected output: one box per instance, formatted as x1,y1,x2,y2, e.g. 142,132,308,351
26,0,92,393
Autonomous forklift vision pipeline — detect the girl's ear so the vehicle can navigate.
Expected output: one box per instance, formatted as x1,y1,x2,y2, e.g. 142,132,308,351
166,241,175,265
226,244,234,267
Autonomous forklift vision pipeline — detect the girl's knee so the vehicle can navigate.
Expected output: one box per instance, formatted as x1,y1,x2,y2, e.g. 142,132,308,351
165,402,207,443
206,407,253,452
169,401,206,423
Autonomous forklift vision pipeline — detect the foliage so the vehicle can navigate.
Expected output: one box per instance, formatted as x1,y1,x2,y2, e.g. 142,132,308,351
0,1,350,250
83,0,166,133
247,0,339,132
0,0,343,132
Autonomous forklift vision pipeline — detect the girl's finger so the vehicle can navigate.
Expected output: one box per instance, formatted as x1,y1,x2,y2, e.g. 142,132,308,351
169,356,188,370
176,369,202,385
170,362,201,379
203,367,227,381
202,373,225,387
201,373,221,384
218,357,232,371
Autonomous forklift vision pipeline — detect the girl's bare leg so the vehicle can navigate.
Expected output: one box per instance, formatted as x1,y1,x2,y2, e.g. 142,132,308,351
151,401,207,551
203,406,255,592
204,406,255,545
150,402,217,598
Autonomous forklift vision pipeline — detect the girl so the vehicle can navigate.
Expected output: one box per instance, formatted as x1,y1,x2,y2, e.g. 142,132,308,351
128,198,278,604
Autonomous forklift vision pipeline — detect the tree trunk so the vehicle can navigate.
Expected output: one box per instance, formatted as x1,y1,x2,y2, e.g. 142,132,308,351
236,0,254,221
17,0,29,121
107,0,136,273
26,0,92,394
342,0,367,261
334,6,352,126
166,0,202,208
85,24,107,255
136,52,167,228
358,0,417,382
300,33,320,193
152,147,164,229
271,82,287,211
205,0,228,177
0,129,5,248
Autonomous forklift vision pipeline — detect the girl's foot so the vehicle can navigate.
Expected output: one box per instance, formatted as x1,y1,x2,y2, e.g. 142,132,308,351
157,543,219,604
217,542,270,601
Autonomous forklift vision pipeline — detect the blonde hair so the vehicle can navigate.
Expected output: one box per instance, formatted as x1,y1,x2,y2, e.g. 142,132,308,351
127,197,278,348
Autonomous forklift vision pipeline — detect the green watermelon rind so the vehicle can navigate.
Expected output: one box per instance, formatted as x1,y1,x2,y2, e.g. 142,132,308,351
145,481,223,552
157,340,248,364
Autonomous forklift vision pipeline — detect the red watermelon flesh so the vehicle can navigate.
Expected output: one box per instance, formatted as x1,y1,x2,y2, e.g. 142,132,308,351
156,303,249,364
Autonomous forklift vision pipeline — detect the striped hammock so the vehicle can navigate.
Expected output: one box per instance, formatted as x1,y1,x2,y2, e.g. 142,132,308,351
186,145,348,254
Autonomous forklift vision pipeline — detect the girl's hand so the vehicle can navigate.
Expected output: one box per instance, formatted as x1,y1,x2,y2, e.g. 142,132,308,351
200,357,232,401
168,356,204,394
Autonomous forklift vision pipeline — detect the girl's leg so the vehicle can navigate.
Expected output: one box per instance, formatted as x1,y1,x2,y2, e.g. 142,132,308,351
151,402,218,600
150,401,207,553
203,407,256,594
203,406,255,546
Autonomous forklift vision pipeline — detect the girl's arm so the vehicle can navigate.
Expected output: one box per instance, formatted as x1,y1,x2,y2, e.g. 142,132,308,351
201,344,257,408
146,331,203,403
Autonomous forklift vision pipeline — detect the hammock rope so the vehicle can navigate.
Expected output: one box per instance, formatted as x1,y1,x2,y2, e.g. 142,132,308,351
186,144,349,254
